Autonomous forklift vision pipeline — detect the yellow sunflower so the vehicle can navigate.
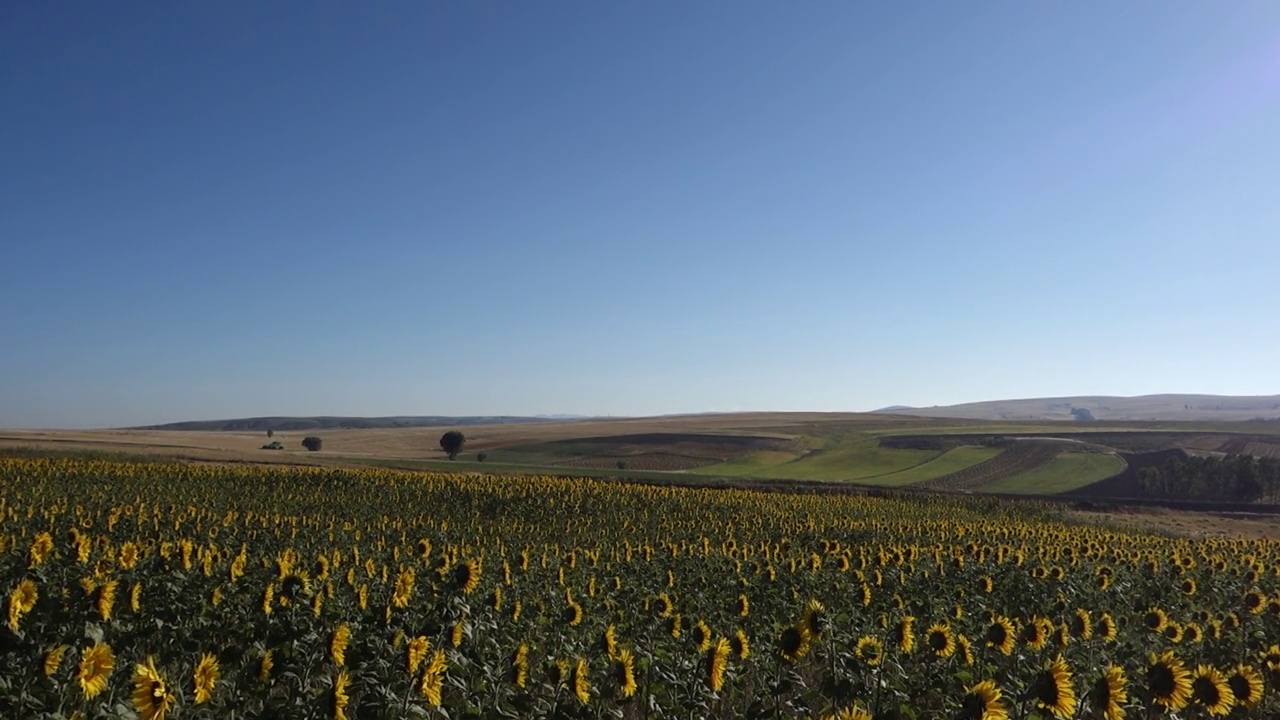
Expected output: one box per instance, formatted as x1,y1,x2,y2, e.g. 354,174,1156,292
707,636,730,692
407,636,430,674
1190,665,1235,716
1143,607,1168,633
330,623,351,666
1030,656,1077,719
985,616,1016,655
419,649,447,706
333,670,351,720
612,648,637,698
731,629,750,660
926,622,956,658
692,620,713,652
132,656,176,720
571,657,591,705
511,643,529,688
192,652,219,704
44,645,69,677
779,625,812,662
893,615,916,654
77,641,115,699
1226,665,1263,708
823,705,873,720
958,679,1008,720
1089,664,1128,720
1096,613,1117,642
1146,651,1192,711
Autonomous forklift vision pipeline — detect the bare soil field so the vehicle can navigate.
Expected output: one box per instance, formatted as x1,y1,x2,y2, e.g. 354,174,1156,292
1071,506,1280,540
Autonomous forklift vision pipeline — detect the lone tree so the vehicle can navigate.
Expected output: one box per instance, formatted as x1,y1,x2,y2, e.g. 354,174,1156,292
440,431,466,460
266,429,274,438
301,436,323,452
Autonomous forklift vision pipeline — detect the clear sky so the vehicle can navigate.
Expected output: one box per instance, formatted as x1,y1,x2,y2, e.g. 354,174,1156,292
3,2,1279,428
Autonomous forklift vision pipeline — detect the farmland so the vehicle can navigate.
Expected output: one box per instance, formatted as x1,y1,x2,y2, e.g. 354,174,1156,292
2,456,1279,719
4,412,1280,502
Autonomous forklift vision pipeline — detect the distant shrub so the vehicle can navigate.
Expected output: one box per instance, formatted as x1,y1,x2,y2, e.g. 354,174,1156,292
267,429,274,438
301,436,323,452
476,452,488,462
261,441,284,450
616,460,628,470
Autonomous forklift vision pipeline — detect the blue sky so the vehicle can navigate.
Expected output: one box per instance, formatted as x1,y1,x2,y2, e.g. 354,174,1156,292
3,2,1278,427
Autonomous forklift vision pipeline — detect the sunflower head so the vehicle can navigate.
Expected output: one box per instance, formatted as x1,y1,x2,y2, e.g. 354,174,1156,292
1190,665,1235,716
1146,651,1193,711
1226,665,1263,708
958,679,1007,720
1030,656,1077,719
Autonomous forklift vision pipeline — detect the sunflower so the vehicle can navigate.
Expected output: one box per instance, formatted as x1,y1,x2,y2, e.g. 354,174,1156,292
571,657,591,705
1096,613,1117,642
258,649,274,683
1030,656,1077,719
1182,622,1202,643
132,657,176,720
454,559,481,594
1069,609,1091,640
853,635,882,666
77,641,115,699
1179,578,1197,595
419,649,447,706
1143,607,1168,633
93,579,118,621
958,634,975,666
1021,617,1052,650
737,594,749,617
29,532,54,567
926,622,956,658
333,670,351,720
985,616,1016,655
654,592,674,618
44,645,69,676
192,652,219,704
824,705,874,720
667,613,682,639
129,583,142,613
511,643,529,688
1162,622,1183,643
450,620,465,647
892,616,916,654
1226,665,1263,708
6,579,37,631
958,679,1008,720
564,601,584,627
802,599,827,637
261,583,275,615
979,575,994,593
731,629,750,660
391,568,415,608
328,623,351,666
1243,588,1266,615
707,636,730,692
612,648,637,698
1190,665,1234,716
1146,651,1192,711
1261,644,1280,672
692,620,713,652
1090,664,1128,720
407,636,430,674
779,625,812,662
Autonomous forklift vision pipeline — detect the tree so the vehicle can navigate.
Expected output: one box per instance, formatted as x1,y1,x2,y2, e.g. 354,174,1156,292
267,429,274,438
440,431,466,460
476,452,488,462
301,436,323,452
616,460,628,470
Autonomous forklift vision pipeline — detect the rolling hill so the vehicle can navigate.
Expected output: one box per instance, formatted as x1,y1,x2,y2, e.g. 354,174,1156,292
876,394,1280,422
134,416,565,432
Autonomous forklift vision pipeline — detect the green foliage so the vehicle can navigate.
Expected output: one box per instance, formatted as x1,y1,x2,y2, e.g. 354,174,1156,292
439,431,466,460
301,436,323,451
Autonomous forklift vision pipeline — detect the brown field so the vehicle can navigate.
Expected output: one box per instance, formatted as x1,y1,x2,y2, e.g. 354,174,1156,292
0,412,949,464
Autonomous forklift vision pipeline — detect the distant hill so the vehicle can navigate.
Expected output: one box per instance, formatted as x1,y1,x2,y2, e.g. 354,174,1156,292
136,416,566,432
874,394,1280,422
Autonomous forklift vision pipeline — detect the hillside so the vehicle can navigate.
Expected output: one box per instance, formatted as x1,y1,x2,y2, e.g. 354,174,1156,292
876,394,1280,422
135,415,563,432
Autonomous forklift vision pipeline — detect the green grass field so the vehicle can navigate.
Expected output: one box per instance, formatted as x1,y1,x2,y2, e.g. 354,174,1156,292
688,437,941,481
977,451,1127,494
871,446,1004,486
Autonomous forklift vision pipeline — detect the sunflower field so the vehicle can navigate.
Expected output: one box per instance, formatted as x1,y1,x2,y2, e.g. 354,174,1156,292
2,456,1278,720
